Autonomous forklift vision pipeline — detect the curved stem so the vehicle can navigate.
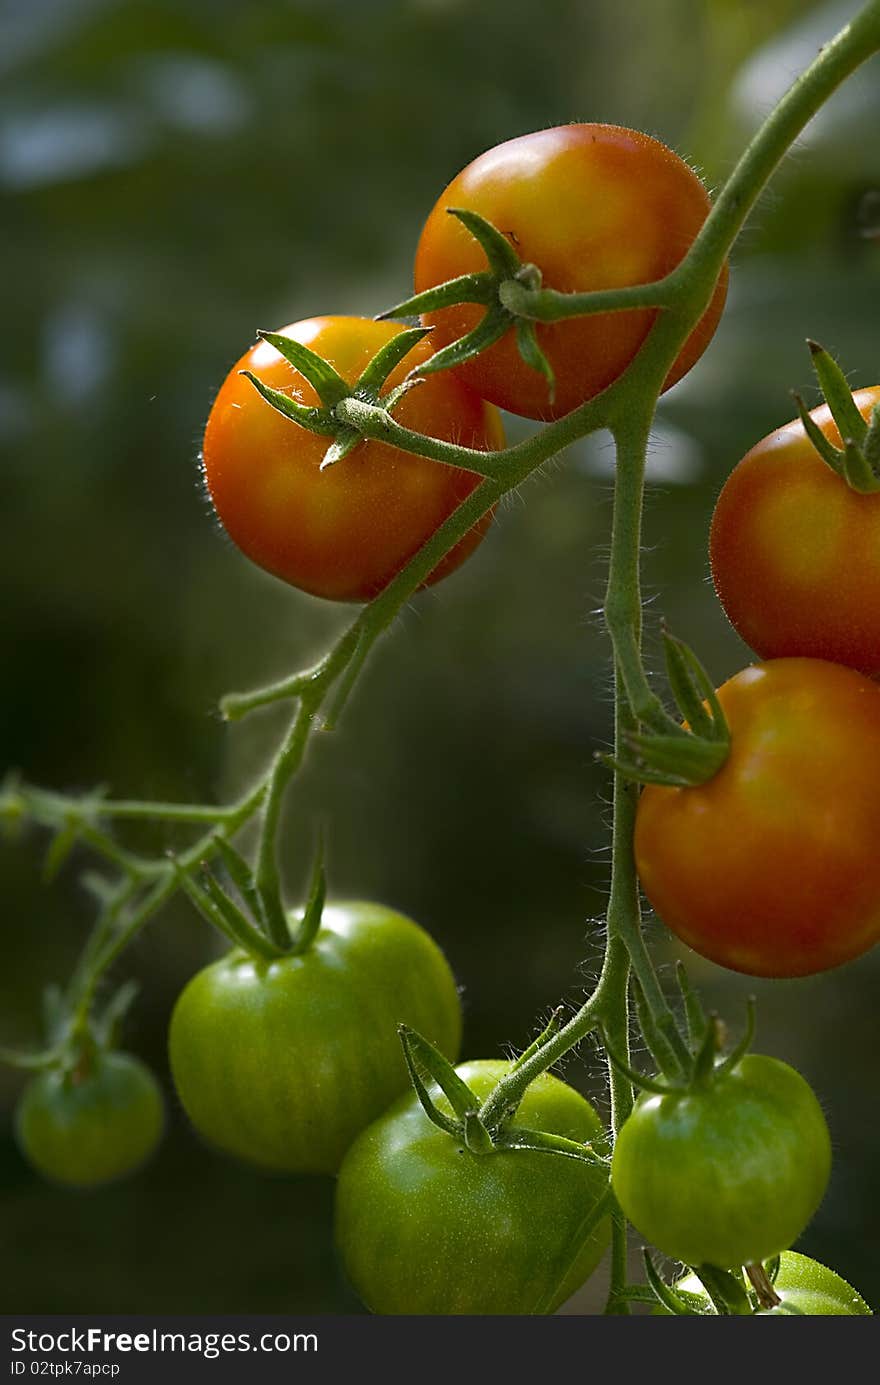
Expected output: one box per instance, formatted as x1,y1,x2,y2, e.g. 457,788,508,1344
254,700,315,948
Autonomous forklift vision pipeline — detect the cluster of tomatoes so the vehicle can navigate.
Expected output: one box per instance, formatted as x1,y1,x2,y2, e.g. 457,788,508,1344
12,124,877,1316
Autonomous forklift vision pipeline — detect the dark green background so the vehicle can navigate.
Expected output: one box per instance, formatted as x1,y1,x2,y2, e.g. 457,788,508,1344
1,0,878,1314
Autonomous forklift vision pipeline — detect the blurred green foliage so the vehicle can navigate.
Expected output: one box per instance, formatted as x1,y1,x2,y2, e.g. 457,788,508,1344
1,0,878,1314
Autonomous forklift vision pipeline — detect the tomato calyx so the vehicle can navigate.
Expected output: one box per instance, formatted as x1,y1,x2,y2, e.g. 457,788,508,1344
170,829,327,962
379,207,557,400
793,341,880,494
399,1025,609,1168
600,627,730,787
2,972,142,1088
240,324,435,471
602,992,756,1101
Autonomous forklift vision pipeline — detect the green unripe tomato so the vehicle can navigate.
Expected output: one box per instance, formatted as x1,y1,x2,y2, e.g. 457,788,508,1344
335,1059,610,1315
15,1051,164,1188
657,1253,872,1315
611,1055,831,1269
757,1252,873,1315
168,901,462,1175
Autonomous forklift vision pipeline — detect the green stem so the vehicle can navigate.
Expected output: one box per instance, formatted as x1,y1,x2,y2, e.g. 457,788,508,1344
254,700,315,949
688,0,880,287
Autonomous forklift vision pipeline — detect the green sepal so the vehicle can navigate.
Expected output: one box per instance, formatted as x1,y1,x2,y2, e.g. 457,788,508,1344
398,1025,479,1123
170,857,284,963
631,976,685,1081
499,1126,608,1169
212,836,267,931
863,403,880,470
597,750,698,788
79,870,118,907
447,206,522,277
675,960,709,1053
42,818,79,884
319,429,362,471
290,830,326,955
643,1250,709,1315
397,1026,462,1139
41,984,69,1045
662,629,728,743
515,318,556,398
599,1030,680,1097
619,729,728,784
511,1006,566,1072
376,270,496,321
354,326,432,395
692,1014,725,1084
0,1043,63,1072
764,1254,781,1286
792,391,844,473
91,979,139,1049
413,302,511,378
714,997,757,1078
380,377,423,415
240,371,336,435
462,1109,495,1154
808,340,868,447
841,437,880,494
257,330,350,407
692,1265,753,1316
200,864,289,956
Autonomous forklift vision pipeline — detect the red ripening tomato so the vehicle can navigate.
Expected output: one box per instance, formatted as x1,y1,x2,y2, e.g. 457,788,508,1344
710,387,880,674
414,123,728,421
202,316,504,602
635,658,880,977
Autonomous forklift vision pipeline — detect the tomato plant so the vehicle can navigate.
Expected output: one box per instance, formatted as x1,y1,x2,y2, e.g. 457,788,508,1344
710,388,880,674
168,901,462,1175
15,1051,164,1189
334,1060,609,1315
658,1253,873,1315
611,1054,831,1270
634,657,880,977
202,316,503,602
413,124,728,420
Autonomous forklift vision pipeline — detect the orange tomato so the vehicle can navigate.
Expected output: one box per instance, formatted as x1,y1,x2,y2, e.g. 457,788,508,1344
203,316,503,602
635,658,880,977
414,124,728,420
710,387,880,673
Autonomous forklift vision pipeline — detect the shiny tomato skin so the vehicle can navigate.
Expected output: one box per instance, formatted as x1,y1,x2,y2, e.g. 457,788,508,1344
657,1253,873,1315
15,1051,164,1189
635,658,880,977
611,1055,831,1270
335,1060,610,1315
414,124,728,421
756,1252,873,1315
711,388,880,674
202,317,503,602
168,902,462,1176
